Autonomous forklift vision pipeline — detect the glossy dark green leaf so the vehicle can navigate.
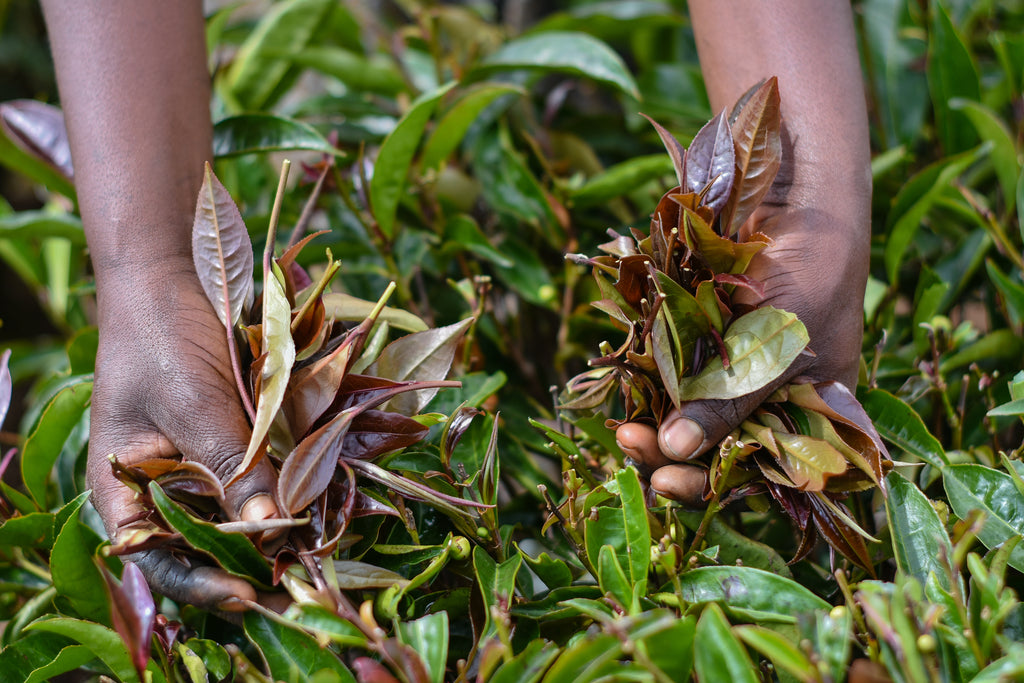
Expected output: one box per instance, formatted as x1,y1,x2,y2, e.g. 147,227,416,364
213,114,342,158
883,145,983,284
476,31,638,98
192,163,254,330
694,604,759,683
886,471,954,590
720,77,781,237
927,2,980,154
491,237,559,308
938,329,1024,373
685,109,734,213
442,214,514,268
282,46,405,95
638,613,696,682
540,633,622,683
149,482,273,585
986,260,1024,328
287,604,368,648
597,544,632,608
943,464,1024,572
0,211,84,244
571,154,674,208
519,545,574,590
22,644,94,683
49,495,110,625
367,318,472,415
421,83,524,171
370,82,455,239
243,612,356,683
988,398,1024,418
20,379,92,508
488,639,559,683
396,612,448,683
859,387,948,467
676,511,791,577
0,512,55,550
181,639,232,681
677,307,808,401
473,545,522,641
950,99,1019,213
26,618,155,683
675,566,829,622
734,624,817,683
584,469,650,594
223,0,334,111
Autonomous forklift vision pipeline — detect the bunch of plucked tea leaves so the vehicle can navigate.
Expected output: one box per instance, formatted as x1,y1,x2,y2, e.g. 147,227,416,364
565,78,890,571
104,162,487,649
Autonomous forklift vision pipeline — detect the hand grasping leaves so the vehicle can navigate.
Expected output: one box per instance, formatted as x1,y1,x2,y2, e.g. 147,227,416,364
564,79,890,571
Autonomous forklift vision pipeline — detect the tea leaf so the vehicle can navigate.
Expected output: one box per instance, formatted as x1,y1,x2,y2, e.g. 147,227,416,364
694,604,759,683
477,31,639,98
342,410,428,461
396,612,448,683
642,115,686,188
278,407,359,516
859,387,948,467
0,99,74,192
20,378,92,508
774,432,848,492
0,210,84,243
281,46,405,96
685,109,735,214
370,82,456,239
50,493,109,622
192,163,254,330
331,560,410,590
322,292,428,333
149,482,274,586
674,566,829,622
597,544,632,608
886,471,954,590
243,612,356,683
367,318,472,415
677,307,808,402
734,624,818,683
26,618,153,683
927,2,980,154
473,546,522,641
943,464,1024,572
235,265,295,484
950,99,1019,213
0,348,10,428
572,154,675,208
21,643,95,683
223,0,334,112
213,114,341,158
421,83,524,171
287,604,369,648
584,469,650,593
720,77,781,237
101,562,155,682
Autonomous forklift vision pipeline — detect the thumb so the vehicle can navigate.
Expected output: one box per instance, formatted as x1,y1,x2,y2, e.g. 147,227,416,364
658,351,815,461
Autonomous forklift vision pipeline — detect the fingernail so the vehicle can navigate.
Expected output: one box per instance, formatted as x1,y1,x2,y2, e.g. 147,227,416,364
240,494,278,522
661,417,704,460
216,597,247,612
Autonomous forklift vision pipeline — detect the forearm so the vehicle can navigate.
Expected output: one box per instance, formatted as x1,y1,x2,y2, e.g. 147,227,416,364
42,1,211,278
688,0,871,207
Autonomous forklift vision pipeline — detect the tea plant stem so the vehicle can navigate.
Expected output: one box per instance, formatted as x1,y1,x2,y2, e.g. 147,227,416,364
686,439,743,557
264,160,291,281
227,324,256,423
13,548,51,583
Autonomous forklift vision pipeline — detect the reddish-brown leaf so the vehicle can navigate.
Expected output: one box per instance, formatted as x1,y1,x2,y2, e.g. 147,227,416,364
342,410,429,460
100,562,155,682
278,407,360,516
720,77,782,237
641,113,687,189
684,109,735,215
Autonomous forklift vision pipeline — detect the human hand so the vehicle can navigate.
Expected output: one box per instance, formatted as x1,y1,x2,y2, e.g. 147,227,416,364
617,176,869,504
85,260,281,609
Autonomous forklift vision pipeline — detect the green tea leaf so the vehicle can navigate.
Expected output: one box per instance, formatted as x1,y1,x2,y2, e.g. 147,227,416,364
235,265,295,483
677,307,808,402
281,46,405,95
886,471,954,590
943,464,1024,572
26,618,150,683
472,545,522,641
734,624,817,683
571,154,674,208
421,83,524,171
370,82,455,238
223,0,334,111
23,644,94,683
859,387,948,467
927,1,980,154
321,292,427,333
287,604,368,648
476,31,638,98
149,482,273,585
442,214,514,268
597,544,632,608
213,114,342,158
0,512,54,550
50,495,109,623
192,163,254,330
0,211,84,244
396,612,448,683
950,99,1019,213
694,604,759,683
20,378,92,508
986,259,1024,328
674,566,829,622
488,639,559,683
244,612,356,683
773,432,848,492
540,633,622,683
367,318,472,415
181,639,232,682
584,469,650,593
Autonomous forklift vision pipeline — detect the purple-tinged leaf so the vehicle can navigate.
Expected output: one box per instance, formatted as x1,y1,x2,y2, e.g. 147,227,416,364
192,162,255,329
713,272,766,299
641,113,686,190
441,405,482,465
345,459,492,519
341,410,428,460
720,78,782,237
0,100,73,180
353,657,401,683
366,318,472,415
0,349,11,429
278,407,360,516
155,460,225,501
684,110,735,215
286,340,354,438
101,562,156,683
